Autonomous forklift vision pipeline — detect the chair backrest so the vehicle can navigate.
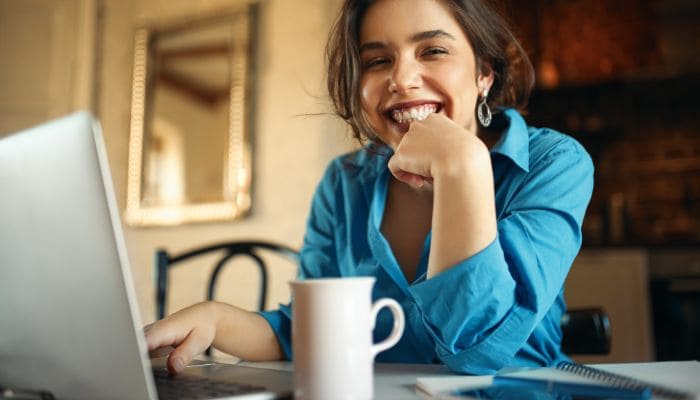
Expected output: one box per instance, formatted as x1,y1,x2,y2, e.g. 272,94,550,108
561,307,611,355
154,241,610,355
155,240,299,320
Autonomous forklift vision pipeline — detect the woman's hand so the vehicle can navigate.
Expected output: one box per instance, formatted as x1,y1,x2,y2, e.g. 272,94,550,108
144,301,284,374
387,112,488,189
144,302,218,373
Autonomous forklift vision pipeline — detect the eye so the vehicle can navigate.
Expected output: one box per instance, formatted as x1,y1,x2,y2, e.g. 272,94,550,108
421,46,448,58
362,57,391,70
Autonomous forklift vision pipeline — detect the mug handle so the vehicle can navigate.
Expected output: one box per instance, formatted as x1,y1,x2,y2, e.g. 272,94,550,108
369,298,405,359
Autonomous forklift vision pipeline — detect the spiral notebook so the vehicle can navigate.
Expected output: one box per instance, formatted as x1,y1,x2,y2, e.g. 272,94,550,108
415,360,700,400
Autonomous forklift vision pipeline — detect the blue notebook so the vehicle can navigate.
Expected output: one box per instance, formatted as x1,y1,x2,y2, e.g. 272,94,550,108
415,361,700,400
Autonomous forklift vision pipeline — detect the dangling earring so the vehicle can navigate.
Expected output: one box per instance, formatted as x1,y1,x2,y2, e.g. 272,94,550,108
477,87,492,128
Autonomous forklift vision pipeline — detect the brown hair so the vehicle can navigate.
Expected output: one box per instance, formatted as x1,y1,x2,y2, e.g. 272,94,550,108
325,0,535,144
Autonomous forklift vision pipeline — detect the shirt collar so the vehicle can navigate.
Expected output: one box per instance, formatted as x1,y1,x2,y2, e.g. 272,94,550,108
490,108,530,172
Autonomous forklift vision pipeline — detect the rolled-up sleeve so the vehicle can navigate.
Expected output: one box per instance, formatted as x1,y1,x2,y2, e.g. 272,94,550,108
258,305,293,359
408,137,594,374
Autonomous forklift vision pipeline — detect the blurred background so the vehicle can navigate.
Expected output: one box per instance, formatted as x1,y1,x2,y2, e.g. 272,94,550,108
1,0,698,364
501,0,700,364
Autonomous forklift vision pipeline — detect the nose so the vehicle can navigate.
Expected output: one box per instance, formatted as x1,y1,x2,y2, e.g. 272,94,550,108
388,56,421,93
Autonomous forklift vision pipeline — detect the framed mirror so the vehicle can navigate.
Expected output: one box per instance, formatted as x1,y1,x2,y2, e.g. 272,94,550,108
126,7,254,226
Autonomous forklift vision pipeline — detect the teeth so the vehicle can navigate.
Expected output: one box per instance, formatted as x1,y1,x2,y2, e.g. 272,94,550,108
391,104,437,123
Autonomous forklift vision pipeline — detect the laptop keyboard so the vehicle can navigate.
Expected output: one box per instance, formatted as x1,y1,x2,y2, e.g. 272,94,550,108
153,368,267,399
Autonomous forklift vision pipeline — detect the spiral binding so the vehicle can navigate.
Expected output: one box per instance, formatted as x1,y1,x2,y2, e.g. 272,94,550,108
557,361,693,400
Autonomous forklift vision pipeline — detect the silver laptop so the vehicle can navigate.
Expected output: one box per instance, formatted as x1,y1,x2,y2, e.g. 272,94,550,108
0,112,292,400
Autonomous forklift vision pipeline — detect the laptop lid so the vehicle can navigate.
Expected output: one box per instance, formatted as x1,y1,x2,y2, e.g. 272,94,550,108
0,112,157,399
0,112,293,400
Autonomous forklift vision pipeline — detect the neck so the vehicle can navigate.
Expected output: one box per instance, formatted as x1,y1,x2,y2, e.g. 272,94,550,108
478,128,501,149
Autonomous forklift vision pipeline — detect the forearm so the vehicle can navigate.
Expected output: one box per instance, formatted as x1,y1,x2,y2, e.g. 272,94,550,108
210,302,284,361
428,141,497,278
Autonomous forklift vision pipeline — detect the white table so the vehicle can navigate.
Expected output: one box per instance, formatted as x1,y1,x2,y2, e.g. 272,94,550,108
218,357,452,399
211,357,700,400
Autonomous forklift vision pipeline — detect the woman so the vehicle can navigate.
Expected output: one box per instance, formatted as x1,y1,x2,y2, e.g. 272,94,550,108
146,0,593,375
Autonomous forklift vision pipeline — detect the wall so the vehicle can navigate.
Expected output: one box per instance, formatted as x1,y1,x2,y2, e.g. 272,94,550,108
565,249,654,363
96,0,353,323
0,0,96,133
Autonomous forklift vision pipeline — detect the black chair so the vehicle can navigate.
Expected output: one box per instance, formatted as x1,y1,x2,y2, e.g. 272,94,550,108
154,240,610,355
155,240,299,321
561,307,611,355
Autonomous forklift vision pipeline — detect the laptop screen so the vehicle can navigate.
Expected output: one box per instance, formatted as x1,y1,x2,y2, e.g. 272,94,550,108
0,112,157,399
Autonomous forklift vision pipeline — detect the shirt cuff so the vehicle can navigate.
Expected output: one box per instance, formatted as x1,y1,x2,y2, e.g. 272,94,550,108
258,305,293,360
439,303,538,374
408,239,533,374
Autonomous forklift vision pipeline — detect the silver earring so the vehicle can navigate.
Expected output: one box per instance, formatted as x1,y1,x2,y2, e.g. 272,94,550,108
477,88,492,127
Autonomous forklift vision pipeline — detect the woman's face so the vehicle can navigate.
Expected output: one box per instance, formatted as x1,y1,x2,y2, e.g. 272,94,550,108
358,0,492,149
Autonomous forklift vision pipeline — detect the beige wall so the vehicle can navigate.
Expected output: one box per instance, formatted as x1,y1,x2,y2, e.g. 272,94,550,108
566,249,654,363
97,0,354,323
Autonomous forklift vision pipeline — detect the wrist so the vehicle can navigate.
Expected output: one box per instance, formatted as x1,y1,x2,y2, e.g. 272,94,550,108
431,137,490,182
214,301,237,326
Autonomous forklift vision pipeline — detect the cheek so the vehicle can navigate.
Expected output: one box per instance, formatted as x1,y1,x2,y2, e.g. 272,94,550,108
435,70,479,121
463,87,479,110
360,77,377,110
360,84,371,111
435,63,478,95
359,79,386,127
459,89,480,128
358,79,382,133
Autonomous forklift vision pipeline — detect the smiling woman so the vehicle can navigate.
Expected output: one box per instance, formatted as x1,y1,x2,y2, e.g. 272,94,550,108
126,7,255,227
145,0,595,377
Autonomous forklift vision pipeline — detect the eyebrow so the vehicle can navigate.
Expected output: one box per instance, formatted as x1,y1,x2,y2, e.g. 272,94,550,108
359,29,456,53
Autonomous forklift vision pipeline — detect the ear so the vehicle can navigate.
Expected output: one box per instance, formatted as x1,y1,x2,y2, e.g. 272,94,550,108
477,62,495,94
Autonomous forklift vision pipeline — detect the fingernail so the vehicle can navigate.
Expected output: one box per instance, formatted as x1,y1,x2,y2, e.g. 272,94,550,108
172,357,184,371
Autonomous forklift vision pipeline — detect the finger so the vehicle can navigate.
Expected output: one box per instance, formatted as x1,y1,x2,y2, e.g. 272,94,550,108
392,169,428,188
388,157,415,183
167,328,213,374
387,150,430,180
143,322,155,334
144,320,185,352
143,323,164,351
149,345,175,359
410,175,427,189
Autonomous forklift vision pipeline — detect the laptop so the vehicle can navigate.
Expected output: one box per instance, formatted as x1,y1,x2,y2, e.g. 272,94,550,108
0,112,292,400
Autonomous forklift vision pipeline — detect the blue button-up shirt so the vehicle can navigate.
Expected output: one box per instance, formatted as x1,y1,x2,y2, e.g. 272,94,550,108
260,108,594,374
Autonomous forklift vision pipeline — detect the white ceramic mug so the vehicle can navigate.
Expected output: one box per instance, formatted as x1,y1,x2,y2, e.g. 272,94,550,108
290,277,405,400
